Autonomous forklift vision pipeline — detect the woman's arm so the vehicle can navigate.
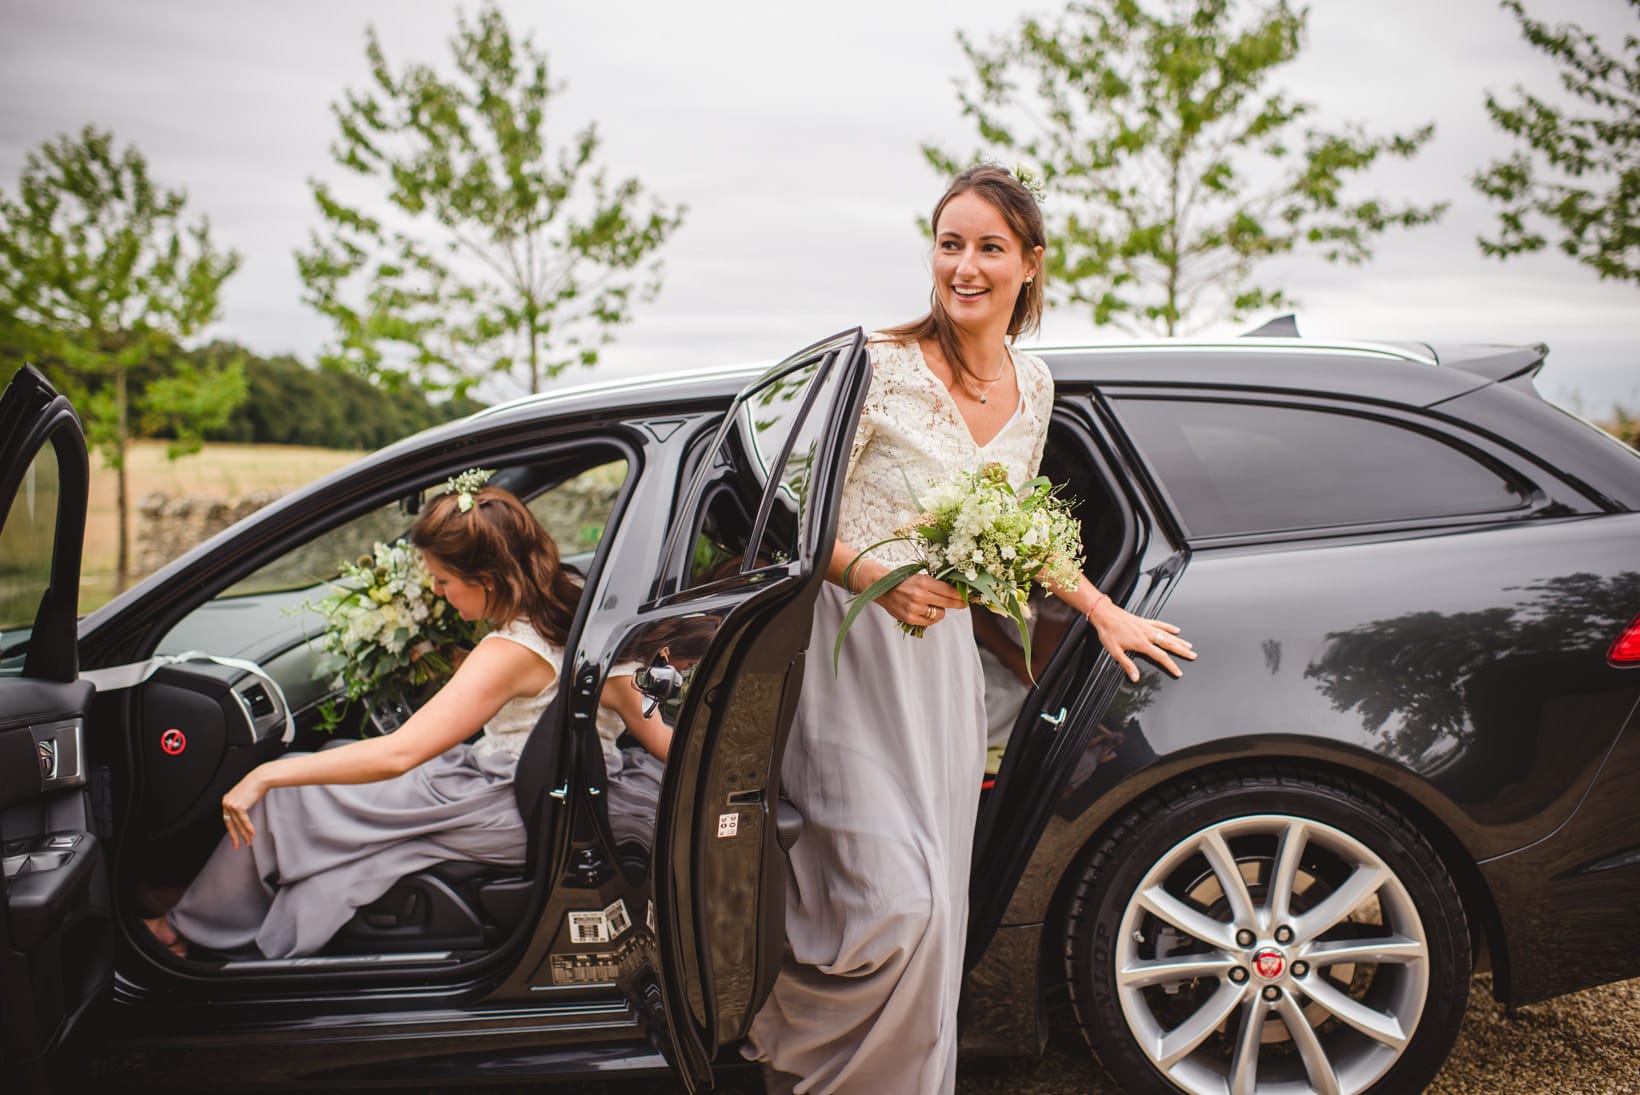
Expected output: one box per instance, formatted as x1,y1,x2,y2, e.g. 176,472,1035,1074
219,637,558,848
599,674,673,762
1043,570,1195,683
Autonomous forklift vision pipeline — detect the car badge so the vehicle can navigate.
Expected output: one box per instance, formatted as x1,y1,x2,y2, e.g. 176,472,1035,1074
160,728,187,756
1253,947,1286,980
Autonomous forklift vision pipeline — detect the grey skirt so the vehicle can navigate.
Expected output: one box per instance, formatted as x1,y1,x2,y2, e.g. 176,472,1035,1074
167,741,526,958
745,584,988,1094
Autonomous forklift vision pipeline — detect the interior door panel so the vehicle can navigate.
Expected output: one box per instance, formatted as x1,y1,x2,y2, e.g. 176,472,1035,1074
0,367,113,1081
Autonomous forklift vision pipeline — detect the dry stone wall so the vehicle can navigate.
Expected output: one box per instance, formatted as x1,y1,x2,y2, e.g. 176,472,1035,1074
137,490,285,577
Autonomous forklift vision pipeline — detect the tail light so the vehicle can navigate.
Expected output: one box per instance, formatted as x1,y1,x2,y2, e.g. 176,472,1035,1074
1612,613,1640,666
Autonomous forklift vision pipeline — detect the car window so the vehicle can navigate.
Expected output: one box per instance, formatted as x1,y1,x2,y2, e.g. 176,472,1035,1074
681,355,827,592
525,460,626,556
0,441,60,670
158,454,629,658
1113,397,1529,538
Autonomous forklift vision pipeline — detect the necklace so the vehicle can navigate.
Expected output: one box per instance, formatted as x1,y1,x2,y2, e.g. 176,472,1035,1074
964,357,1009,403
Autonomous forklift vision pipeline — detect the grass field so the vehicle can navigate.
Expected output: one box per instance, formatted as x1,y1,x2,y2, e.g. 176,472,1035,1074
83,440,361,611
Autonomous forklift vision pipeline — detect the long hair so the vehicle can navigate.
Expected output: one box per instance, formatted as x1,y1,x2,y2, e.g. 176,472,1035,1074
881,164,1047,387
409,485,581,644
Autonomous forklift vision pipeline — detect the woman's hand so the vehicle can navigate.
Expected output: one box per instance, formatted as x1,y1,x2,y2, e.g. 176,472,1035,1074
874,571,969,629
221,766,271,849
1089,599,1195,682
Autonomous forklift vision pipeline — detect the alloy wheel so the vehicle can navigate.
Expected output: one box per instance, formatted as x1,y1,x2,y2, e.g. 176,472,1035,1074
1113,813,1429,1094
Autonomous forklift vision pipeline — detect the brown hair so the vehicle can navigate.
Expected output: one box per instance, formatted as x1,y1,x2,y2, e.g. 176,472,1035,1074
409,485,581,644
881,164,1047,388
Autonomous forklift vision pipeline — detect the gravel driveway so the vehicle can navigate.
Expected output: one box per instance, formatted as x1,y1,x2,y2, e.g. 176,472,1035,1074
561,973,1638,1094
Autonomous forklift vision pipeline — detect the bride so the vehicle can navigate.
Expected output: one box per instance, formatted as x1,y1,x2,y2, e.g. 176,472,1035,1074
745,164,1195,1093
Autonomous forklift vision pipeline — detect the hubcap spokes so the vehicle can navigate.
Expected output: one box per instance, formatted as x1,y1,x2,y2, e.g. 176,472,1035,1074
1115,815,1430,1095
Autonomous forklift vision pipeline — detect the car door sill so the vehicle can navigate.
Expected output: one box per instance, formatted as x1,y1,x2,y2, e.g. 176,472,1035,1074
214,950,459,972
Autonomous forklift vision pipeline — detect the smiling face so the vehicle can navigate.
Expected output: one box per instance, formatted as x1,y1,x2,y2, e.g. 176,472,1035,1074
422,553,490,622
932,191,1043,338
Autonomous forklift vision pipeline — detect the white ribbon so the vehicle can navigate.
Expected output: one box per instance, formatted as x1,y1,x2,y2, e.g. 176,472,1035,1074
80,650,295,745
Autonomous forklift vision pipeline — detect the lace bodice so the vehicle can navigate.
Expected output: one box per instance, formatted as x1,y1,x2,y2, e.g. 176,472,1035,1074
471,619,563,759
839,337,1054,568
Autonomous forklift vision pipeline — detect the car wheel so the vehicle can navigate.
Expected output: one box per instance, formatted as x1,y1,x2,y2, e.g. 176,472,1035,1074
1064,765,1470,1095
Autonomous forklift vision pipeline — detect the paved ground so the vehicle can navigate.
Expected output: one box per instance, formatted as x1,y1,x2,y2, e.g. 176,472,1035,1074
554,973,1639,1094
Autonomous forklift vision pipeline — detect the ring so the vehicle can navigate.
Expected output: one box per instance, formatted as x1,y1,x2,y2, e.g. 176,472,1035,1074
1153,632,1166,644
926,606,937,620
222,812,232,822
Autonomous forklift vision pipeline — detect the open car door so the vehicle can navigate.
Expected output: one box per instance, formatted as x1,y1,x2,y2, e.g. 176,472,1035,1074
623,330,870,1089
0,367,112,1088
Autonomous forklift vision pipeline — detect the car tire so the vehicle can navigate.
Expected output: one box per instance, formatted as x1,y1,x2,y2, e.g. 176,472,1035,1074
1064,765,1471,1095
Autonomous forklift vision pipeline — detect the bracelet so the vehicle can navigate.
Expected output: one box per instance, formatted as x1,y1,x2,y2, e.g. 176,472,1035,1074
1086,592,1107,617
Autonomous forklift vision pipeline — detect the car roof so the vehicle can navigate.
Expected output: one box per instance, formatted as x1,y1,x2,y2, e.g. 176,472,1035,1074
1033,336,1548,406
464,335,1547,426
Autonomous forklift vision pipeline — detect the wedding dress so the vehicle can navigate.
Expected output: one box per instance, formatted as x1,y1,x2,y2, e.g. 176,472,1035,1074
745,336,1054,1094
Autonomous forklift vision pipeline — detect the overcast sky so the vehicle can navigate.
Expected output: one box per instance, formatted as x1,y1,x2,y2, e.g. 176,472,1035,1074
2,0,1635,411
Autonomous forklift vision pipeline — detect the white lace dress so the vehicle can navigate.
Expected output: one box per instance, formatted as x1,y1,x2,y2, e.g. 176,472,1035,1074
168,618,562,958
745,337,1054,1094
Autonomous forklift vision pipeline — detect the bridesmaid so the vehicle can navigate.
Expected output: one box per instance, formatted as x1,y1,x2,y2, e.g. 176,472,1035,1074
145,480,668,959
745,165,1194,1093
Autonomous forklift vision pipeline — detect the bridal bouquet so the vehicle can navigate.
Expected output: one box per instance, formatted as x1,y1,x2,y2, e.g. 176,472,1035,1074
836,462,1084,673
309,540,479,732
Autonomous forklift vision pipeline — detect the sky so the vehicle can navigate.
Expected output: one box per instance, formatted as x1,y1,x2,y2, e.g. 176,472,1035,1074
1,0,1635,413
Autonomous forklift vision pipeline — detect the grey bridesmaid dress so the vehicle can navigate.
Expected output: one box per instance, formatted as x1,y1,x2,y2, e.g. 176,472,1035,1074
166,619,562,958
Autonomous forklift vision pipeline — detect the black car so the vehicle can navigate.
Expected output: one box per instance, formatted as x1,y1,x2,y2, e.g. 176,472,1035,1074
3,327,1638,1095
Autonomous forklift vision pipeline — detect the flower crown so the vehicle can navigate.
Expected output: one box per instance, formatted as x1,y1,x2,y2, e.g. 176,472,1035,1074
442,467,495,513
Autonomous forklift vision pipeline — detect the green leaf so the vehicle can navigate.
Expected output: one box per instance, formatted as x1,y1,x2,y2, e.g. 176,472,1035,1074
833,562,927,671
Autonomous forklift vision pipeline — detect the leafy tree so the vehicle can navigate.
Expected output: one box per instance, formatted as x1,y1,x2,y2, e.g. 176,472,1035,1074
297,2,684,396
1474,0,1639,284
0,125,243,591
927,0,1447,335
188,342,484,450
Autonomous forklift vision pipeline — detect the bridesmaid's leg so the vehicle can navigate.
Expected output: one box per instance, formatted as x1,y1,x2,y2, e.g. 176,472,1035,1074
166,799,278,954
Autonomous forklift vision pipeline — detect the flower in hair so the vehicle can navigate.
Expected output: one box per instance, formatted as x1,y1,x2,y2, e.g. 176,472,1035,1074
443,467,495,513
1009,162,1047,205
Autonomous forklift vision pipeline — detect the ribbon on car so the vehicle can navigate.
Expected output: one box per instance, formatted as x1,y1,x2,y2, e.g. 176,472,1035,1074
79,651,295,745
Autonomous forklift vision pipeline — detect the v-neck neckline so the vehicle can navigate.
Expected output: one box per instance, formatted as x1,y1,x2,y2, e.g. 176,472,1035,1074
913,338,1023,450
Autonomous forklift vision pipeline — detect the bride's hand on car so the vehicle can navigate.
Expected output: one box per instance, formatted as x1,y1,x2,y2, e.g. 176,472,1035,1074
1088,599,1195,681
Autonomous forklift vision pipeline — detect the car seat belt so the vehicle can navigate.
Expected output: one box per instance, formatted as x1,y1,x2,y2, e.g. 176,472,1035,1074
79,651,296,745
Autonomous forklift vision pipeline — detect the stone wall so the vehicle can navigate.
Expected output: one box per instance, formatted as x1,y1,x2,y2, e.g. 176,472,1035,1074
137,490,285,577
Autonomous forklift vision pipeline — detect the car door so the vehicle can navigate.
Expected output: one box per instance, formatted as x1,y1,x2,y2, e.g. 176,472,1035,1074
0,367,113,1084
605,330,869,1090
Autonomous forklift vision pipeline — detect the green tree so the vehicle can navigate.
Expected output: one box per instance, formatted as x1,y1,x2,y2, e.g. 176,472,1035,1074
297,2,684,396
1473,0,1639,284
0,125,243,591
927,0,1447,335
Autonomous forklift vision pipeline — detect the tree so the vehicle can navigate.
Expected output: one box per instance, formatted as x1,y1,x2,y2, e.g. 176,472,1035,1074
1473,0,1639,285
297,2,685,396
926,0,1448,335
0,125,243,591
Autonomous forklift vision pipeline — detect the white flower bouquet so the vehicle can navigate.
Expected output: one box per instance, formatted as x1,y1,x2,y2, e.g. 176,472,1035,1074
836,462,1084,673
309,540,479,732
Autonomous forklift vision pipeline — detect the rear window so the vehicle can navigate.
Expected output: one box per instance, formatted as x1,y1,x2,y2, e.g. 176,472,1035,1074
1113,397,1529,538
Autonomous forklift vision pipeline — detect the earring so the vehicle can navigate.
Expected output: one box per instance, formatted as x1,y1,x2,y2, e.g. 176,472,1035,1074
1025,276,1034,287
